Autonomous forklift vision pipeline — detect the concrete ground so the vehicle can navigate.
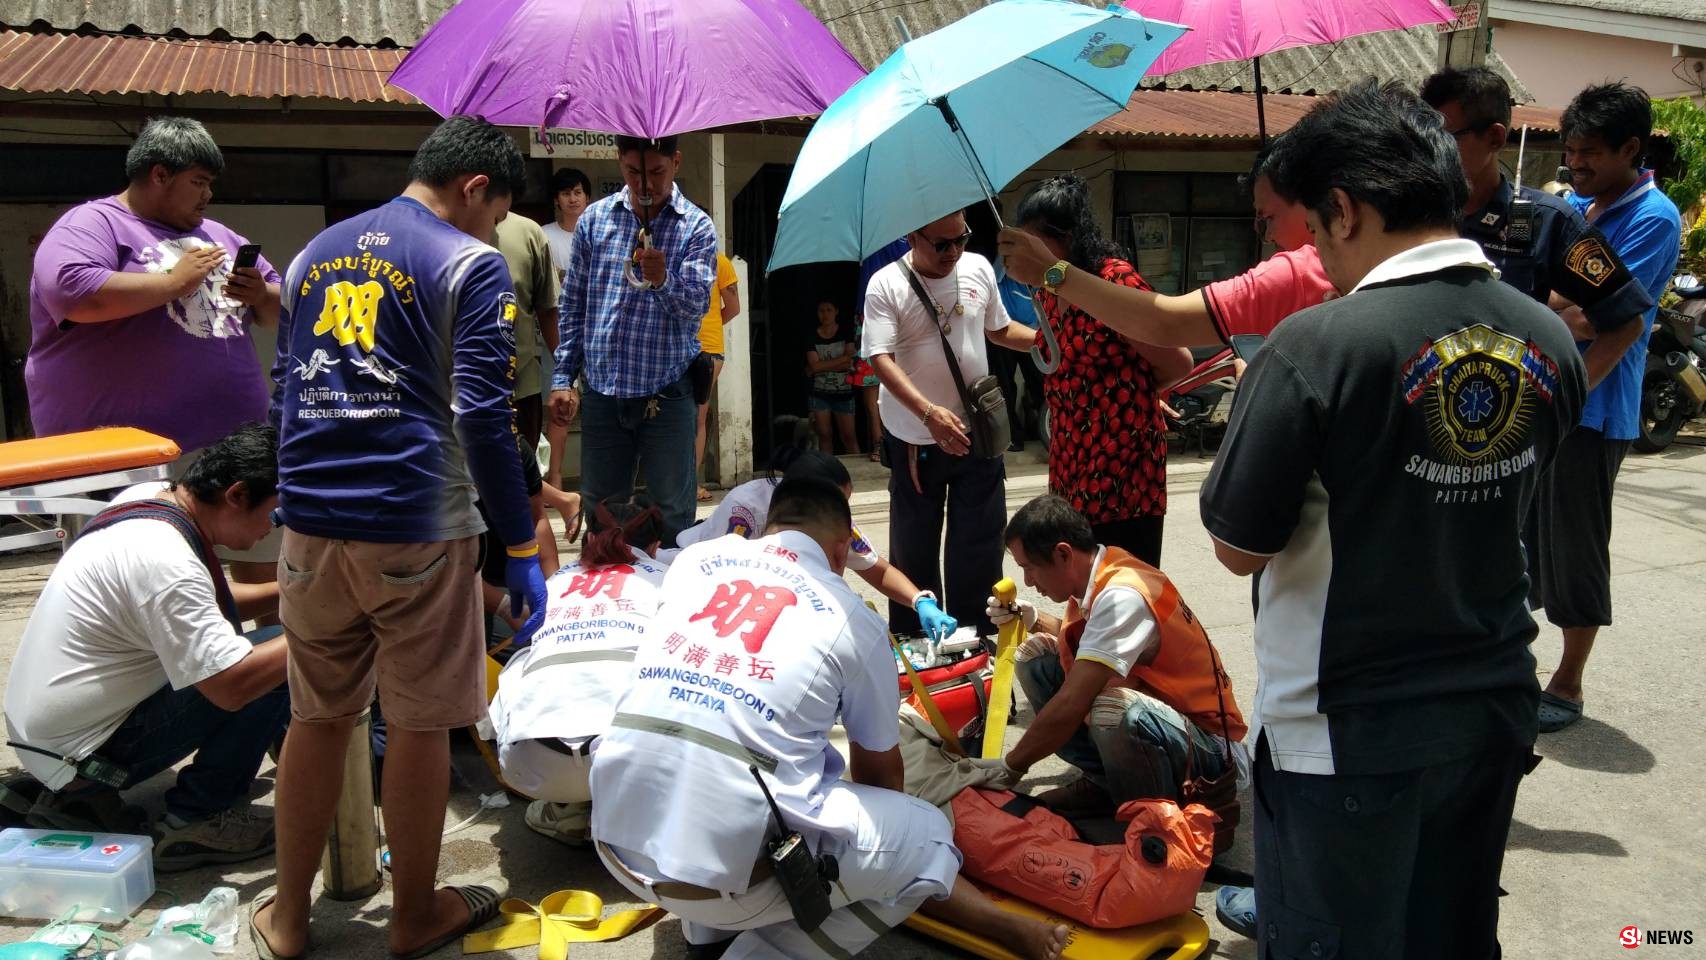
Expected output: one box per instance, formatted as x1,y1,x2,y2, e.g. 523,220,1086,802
2,433,1702,958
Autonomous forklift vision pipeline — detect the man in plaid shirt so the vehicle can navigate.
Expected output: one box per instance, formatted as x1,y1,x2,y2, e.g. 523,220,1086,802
550,135,718,538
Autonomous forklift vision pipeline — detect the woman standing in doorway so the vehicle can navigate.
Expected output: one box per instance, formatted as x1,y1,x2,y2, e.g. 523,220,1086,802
1016,176,1192,565
806,300,860,455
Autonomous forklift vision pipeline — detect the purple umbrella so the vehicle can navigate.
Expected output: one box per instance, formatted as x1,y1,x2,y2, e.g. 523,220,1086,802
388,0,868,138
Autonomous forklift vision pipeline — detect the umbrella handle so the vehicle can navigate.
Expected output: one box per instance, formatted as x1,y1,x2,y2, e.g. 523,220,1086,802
624,213,656,290
1029,292,1063,375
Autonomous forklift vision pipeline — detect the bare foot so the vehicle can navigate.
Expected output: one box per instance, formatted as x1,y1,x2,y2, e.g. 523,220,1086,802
388,887,470,956
993,911,1071,960
252,897,308,959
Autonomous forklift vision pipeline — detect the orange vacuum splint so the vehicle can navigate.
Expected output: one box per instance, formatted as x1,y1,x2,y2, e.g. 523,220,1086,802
0,427,181,553
901,578,1215,960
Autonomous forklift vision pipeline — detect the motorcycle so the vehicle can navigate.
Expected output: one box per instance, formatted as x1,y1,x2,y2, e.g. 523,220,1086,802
1635,274,1706,453
1163,346,1241,454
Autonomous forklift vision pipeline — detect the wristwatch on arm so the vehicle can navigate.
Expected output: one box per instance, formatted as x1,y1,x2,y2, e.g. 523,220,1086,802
1042,260,1070,294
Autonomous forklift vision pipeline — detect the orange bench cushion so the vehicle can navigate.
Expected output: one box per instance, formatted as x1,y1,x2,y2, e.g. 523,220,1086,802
0,428,181,488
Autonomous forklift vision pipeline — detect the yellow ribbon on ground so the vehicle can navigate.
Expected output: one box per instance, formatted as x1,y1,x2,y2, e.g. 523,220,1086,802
982,578,1022,760
462,889,664,959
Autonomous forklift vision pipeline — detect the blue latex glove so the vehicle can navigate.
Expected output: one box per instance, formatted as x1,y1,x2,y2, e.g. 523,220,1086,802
505,552,549,647
915,597,957,644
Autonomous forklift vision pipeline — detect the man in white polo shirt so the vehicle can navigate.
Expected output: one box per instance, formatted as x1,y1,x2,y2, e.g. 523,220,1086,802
862,209,1037,636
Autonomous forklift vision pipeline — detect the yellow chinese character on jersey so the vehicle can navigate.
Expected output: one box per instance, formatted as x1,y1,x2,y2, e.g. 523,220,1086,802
314,280,384,352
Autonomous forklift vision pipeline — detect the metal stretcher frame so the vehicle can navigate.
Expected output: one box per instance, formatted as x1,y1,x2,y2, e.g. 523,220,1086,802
0,465,174,553
0,428,181,554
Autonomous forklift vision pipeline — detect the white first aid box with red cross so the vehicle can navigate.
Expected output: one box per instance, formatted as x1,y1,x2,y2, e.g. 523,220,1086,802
0,827,155,921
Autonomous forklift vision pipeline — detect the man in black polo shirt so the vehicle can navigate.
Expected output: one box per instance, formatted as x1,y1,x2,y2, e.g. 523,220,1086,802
1200,81,1587,957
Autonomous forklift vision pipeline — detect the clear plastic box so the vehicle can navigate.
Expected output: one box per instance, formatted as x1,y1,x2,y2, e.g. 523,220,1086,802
0,827,155,921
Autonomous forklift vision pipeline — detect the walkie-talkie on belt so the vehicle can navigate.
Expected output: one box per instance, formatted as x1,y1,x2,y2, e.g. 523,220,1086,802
1507,124,1536,247
750,764,838,933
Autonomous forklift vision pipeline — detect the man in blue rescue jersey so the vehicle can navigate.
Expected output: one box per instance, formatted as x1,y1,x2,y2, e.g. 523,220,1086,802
256,116,545,959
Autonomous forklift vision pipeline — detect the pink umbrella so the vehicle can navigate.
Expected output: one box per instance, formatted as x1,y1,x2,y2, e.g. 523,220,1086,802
388,0,866,139
1124,0,1457,138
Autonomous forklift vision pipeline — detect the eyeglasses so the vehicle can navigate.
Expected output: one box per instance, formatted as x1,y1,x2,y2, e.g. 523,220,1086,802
921,229,973,255
1448,121,1494,139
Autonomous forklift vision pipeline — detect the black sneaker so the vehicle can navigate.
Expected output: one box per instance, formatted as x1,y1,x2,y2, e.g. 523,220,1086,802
25,786,149,834
153,806,276,873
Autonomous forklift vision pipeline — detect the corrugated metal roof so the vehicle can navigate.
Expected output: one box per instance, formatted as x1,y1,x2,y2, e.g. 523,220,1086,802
0,0,456,46
1086,88,1563,140
805,3,1532,99
0,0,1532,100
1145,26,1533,98
0,28,413,101
1525,0,1705,23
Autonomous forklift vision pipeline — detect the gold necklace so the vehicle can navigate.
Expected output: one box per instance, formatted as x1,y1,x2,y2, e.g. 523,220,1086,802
921,271,965,334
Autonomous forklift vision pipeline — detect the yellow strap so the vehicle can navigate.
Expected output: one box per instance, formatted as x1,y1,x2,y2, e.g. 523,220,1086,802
982,578,1022,760
463,889,664,959
867,600,965,757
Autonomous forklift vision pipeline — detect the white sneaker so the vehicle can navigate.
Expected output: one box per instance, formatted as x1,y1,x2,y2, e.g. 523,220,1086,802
525,800,592,846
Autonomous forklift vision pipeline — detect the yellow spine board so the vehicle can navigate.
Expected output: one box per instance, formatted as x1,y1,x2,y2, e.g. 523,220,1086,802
904,880,1209,960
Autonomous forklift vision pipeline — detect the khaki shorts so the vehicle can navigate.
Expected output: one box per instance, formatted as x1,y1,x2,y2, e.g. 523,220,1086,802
280,531,485,731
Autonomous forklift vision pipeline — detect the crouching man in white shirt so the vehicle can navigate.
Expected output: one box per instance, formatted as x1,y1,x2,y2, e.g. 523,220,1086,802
3,423,288,872
590,477,959,959
487,496,670,845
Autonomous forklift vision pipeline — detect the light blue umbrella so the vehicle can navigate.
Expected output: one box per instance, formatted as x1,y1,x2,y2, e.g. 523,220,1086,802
770,0,1186,272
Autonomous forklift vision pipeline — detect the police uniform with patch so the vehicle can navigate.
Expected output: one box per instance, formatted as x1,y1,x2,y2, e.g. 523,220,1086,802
590,531,960,960
1459,178,1652,329
1200,239,1587,956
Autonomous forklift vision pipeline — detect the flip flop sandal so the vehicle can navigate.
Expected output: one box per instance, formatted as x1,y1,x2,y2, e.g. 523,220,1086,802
697,487,714,502
390,884,503,960
250,893,309,960
1537,691,1583,733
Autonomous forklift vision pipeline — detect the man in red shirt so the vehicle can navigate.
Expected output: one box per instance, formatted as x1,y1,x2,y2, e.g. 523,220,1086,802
999,141,1335,346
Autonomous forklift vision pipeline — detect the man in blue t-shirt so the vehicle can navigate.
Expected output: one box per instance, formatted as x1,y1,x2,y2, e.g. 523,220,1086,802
256,116,546,959
1530,82,1682,733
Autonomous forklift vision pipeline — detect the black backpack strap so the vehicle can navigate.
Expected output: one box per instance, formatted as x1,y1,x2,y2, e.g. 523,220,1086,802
900,263,977,416
82,498,240,629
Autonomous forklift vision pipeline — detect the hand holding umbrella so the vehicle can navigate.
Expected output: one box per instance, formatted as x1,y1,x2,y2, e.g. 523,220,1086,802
768,0,1188,374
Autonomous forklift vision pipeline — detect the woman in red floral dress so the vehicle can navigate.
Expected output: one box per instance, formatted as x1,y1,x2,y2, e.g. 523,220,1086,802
1015,176,1192,564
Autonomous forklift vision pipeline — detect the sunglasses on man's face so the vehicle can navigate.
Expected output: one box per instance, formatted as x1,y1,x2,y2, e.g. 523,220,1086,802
921,229,973,255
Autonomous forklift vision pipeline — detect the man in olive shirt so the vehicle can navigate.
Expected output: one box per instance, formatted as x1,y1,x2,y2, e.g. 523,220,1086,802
494,211,560,451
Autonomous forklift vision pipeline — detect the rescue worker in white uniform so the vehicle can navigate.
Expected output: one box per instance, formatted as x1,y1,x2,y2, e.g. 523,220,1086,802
674,448,959,642
590,478,961,959
487,497,667,844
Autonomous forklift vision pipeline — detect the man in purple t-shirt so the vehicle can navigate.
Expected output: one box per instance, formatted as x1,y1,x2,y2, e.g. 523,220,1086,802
27,116,280,450
27,116,283,580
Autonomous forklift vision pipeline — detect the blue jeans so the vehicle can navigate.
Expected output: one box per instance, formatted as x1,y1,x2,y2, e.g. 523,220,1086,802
1017,650,1225,804
98,626,290,821
580,374,699,540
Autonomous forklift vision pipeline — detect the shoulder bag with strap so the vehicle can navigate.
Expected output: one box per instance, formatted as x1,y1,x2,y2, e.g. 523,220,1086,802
900,263,1010,460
